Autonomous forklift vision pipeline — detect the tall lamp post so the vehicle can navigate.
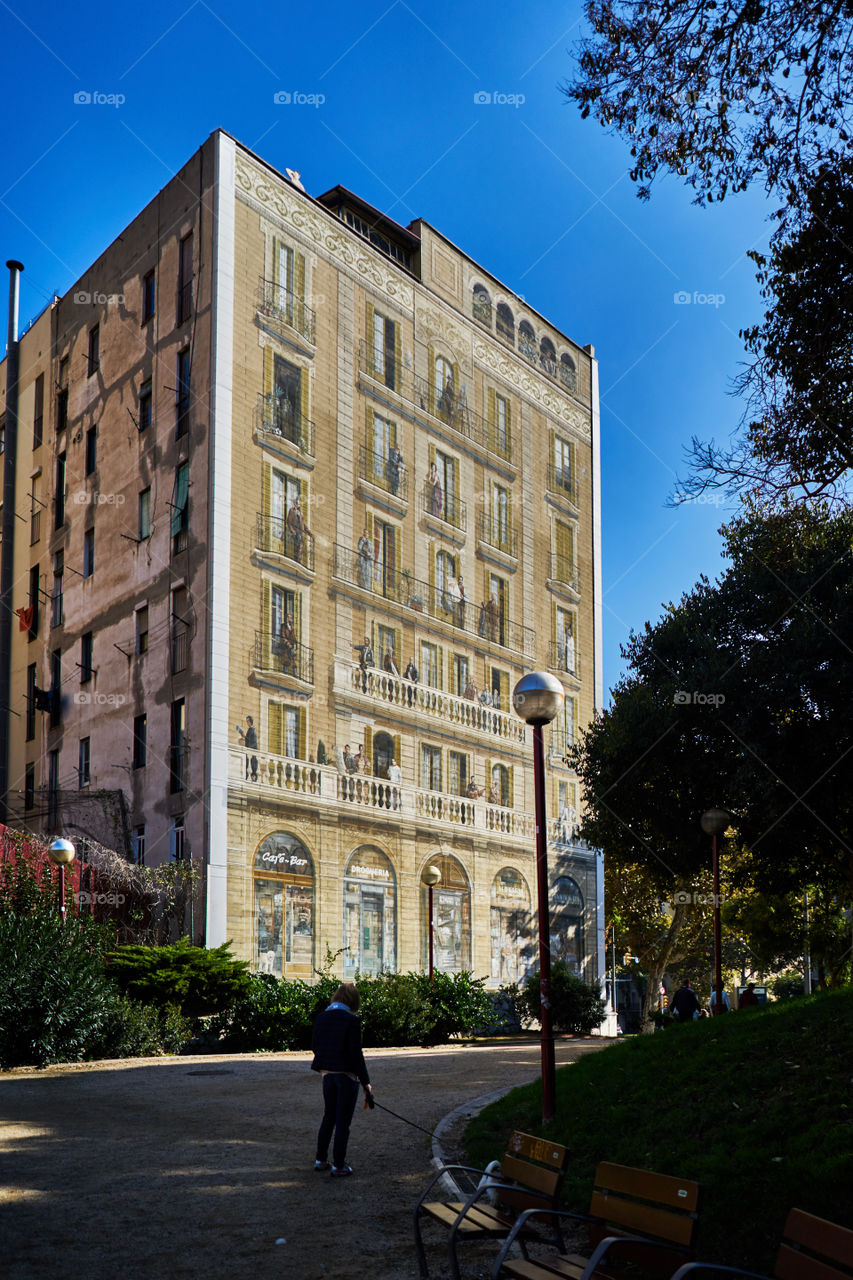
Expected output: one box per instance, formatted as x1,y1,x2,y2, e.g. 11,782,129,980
48,838,76,924
700,810,730,1016
422,864,441,981
513,671,564,1124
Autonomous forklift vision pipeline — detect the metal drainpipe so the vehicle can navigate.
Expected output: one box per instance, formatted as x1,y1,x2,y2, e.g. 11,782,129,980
0,260,24,825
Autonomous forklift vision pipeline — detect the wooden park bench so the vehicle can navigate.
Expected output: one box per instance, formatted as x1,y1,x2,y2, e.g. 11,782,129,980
669,1207,853,1279
492,1161,701,1280
414,1130,571,1280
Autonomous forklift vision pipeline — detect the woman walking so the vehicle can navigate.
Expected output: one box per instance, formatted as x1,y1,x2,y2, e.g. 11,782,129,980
311,982,373,1177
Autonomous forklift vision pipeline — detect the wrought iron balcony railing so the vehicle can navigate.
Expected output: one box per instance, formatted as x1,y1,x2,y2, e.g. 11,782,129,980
549,554,580,593
255,513,315,571
358,341,515,465
255,393,315,458
333,543,536,657
546,463,579,506
257,277,316,345
358,445,409,502
549,641,581,679
252,631,314,684
475,511,518,558
421,483,467,532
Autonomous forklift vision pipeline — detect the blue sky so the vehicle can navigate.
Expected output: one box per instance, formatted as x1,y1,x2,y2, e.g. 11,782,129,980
0,0,772,696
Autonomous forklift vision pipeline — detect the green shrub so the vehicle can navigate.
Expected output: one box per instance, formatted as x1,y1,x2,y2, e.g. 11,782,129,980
208,972,338,1052
209,968,495,1052
103,938,251,1019
85,996,191,1060
771,970,808,1001
0,908,112,1069
520,961,606,1034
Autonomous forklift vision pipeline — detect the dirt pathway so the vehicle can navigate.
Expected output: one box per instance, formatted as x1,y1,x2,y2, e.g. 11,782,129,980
0,1038,612,1280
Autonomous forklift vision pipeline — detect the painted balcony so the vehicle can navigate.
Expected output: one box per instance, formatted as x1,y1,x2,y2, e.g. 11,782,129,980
227,747,534,841
257,277,316,346
334,657,527,746
358,341,515,468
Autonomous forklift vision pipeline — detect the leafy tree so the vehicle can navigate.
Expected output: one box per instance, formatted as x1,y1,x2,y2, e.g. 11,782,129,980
567,6,853,506
566,0,853,212
677,165,853,508
572,506,852,1022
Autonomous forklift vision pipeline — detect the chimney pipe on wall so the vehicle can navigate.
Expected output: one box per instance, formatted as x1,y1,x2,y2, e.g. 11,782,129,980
0,260,24,824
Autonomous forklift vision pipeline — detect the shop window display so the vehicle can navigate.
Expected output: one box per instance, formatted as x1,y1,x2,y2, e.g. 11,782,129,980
253,833,314,978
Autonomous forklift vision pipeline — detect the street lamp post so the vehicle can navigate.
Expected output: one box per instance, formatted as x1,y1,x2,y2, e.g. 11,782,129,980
48,838,76,923
422,864,441,981
513,671,564,1125
700,810,730,1016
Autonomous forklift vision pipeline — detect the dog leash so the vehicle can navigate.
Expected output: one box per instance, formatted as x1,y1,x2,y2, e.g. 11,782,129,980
367,1096,437,1139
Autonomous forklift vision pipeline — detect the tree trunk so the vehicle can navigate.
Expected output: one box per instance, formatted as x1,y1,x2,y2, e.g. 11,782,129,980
639,907,688,1033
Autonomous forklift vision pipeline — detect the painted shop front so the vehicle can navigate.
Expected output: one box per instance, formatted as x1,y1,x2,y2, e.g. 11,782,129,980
342,846,397,978
489,866,535,986
253,832,315,978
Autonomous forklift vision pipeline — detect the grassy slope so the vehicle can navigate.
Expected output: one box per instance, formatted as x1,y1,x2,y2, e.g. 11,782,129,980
465,990,853,1272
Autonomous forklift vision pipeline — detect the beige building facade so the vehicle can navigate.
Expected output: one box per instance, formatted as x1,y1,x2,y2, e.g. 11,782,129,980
1,130,604,990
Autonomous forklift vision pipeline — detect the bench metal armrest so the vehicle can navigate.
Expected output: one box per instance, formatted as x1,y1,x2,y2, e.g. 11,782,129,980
579,1233,692,1280
415,1164,495,1211
670,1265,771,1280
450,1178,553,1235
492,1207,599,1278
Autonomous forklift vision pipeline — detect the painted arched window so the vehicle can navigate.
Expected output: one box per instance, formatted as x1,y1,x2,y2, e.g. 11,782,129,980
436,549,457,616
435,355,453,399
550,875,584,975
540,336,557,378
472,283,492,326
422,853,471,972
490,868,534,986
343,846,397,977
434,355,457,425
253,832,314,978
518,321,537,362
491,762,511,808
373,730,395,779
496,303,515,345
560,353,577,393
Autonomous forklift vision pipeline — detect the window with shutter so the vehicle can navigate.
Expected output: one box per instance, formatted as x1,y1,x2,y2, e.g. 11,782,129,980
268,701,283,754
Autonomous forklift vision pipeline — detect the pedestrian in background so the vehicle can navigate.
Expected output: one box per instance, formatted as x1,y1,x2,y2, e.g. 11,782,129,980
670,979,699,1023
311,983,373,1177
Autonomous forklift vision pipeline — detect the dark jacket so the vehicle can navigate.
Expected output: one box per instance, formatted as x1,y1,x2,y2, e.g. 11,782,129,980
311,1006,370,1087
670,984,699,1020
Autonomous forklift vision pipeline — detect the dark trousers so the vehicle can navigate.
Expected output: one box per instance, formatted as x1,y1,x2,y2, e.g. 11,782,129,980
316,1073,360,1168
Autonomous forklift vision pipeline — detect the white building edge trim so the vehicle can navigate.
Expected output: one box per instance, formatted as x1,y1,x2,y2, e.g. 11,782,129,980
205,131,236,945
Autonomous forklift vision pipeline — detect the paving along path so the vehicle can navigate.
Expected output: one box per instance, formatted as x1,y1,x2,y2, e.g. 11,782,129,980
0,1037,612,1280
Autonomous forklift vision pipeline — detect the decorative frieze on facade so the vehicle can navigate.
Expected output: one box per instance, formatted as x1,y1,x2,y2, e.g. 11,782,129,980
473,337,591,438
415,302,471,372
236,154,415,311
